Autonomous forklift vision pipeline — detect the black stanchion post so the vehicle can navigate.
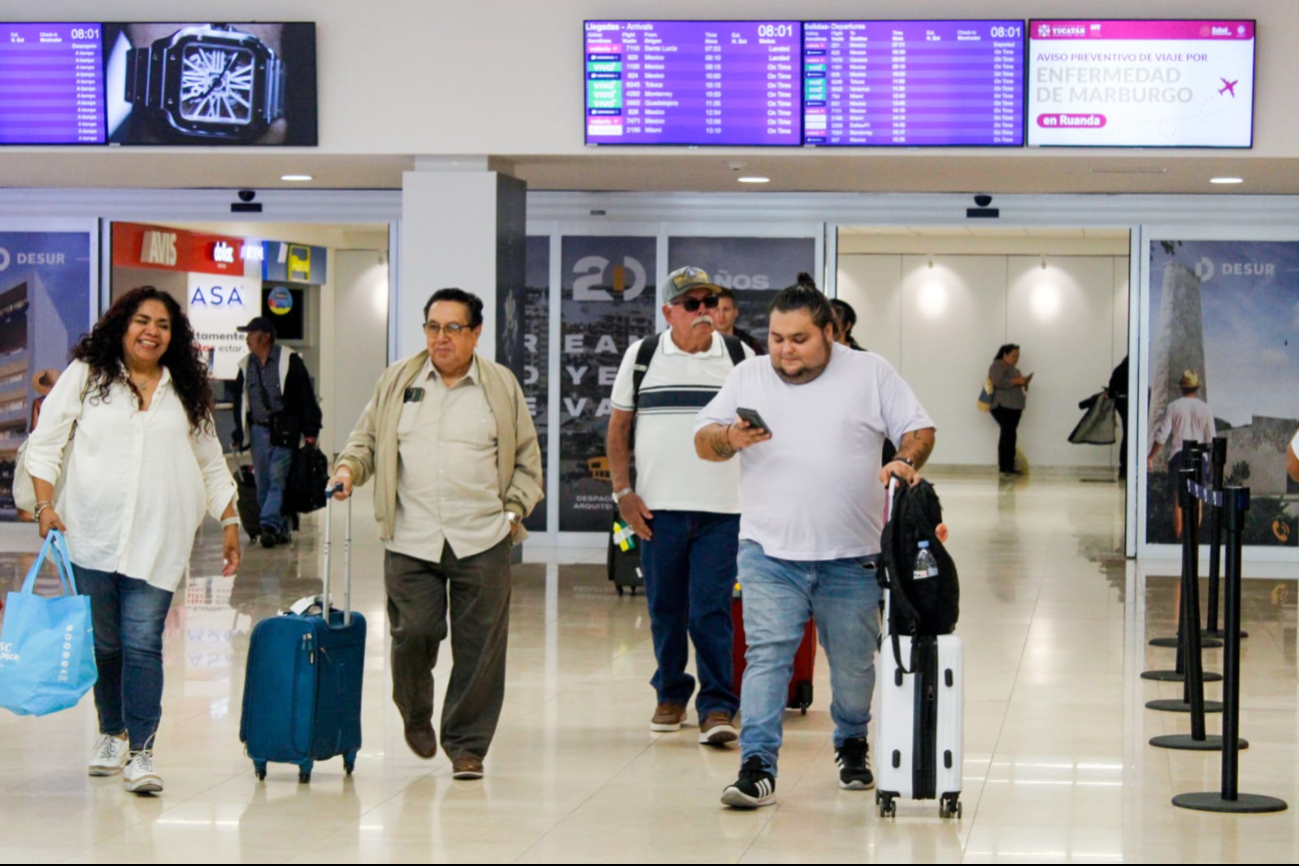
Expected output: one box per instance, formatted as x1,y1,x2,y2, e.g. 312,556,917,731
1205,436,1247,641
1144,442,1223,687
1147,447,1224,713
1173,487,1285,814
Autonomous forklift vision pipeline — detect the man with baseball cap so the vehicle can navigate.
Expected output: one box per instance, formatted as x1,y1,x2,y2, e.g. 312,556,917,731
606,266,753,743
232,316,322,547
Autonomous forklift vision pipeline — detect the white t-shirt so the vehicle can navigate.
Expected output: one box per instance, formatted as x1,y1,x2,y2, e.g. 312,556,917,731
1153,396,1216,458
612,331,753,513
696,344,934,561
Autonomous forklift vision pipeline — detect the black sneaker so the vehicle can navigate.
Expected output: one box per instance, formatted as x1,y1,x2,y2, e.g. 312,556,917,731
836,737,874,790
721,756,776,809
259,528,278,549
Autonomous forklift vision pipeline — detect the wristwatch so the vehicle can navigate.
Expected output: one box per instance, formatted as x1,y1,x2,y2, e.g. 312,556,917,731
612,487,634,504
894,456,915,467
125,24,286,142
506,511,521,526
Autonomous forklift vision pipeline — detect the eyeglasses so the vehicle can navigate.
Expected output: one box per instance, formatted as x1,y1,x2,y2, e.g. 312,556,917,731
671,295,720,313
423,322,472,337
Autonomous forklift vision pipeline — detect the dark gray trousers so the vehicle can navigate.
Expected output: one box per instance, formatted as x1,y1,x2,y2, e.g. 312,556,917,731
384,536,512,760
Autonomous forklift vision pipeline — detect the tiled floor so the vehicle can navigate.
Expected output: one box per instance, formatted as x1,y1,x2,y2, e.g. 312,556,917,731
1,471,1296,863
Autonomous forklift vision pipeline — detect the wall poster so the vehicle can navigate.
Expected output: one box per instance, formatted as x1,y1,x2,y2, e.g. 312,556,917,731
559,236,657,532
1146,239,1299,548
0,231,94,518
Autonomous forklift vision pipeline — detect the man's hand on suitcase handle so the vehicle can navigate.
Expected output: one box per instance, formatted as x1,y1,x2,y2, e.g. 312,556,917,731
328,467,353,501
618,491,654,541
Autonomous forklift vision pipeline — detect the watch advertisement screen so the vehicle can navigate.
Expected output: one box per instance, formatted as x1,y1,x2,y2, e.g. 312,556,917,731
102,22,317,146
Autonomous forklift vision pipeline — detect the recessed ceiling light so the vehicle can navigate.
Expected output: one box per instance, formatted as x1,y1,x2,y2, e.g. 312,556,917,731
737,176,770,184
1210,177,1243,185
281,174,313,182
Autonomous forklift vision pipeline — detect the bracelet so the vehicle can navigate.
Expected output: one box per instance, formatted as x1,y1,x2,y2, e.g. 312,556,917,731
221,517,241,529
34,503,52,519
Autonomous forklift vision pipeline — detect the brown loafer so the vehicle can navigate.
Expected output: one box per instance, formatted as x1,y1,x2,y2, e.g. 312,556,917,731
699,712,739,746
451,755,484,780
650,702,687,732
404,724,438,760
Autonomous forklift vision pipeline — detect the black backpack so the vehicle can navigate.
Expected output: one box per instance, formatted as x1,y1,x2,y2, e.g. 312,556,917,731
880,479,959,638
627,332,746,448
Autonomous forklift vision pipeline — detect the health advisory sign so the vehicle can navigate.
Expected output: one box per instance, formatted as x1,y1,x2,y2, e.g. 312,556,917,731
1028,20,1255,147
559,237,657,532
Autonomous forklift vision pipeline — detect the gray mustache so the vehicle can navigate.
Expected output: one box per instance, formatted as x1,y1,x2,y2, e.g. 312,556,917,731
692,315,715,327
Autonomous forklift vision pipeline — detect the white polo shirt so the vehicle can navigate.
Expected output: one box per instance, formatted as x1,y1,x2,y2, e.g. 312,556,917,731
612,331,752,514
696,344,934,561
1153,396,1216,458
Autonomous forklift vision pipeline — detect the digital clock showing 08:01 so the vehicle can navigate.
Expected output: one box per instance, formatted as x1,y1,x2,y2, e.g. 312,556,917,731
70,27,100,40
757,23,795,39
990,25,1022,38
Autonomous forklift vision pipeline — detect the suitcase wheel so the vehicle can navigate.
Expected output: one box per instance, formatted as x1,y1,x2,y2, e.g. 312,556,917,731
630,586,637,596
344,752,357,776
794,681,813,715
253,761,267,782
617,586,624,597
299,769,311,784
876,792,896,819
939,795,962,820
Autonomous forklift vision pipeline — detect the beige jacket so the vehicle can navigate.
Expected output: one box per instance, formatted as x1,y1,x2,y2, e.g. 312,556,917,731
335,351,544,542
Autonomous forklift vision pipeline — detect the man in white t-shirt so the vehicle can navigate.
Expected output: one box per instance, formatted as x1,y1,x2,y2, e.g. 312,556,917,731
694,283,936,809
1148,370,1216,539
607,266,754,745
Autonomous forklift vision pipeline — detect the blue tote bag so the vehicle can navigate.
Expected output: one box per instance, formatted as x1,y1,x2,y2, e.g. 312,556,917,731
0,530,97,716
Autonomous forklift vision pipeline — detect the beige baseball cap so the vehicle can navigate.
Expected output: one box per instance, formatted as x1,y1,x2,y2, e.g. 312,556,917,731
663,266,723,303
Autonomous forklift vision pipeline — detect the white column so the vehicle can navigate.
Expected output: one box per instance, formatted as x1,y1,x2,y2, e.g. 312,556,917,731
398,156,525,361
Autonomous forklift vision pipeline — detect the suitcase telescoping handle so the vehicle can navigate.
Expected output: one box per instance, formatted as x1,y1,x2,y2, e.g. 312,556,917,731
881,476,899,626
322,483,353,627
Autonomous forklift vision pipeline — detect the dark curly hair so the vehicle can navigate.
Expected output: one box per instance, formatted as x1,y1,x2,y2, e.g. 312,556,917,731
71,286,215,434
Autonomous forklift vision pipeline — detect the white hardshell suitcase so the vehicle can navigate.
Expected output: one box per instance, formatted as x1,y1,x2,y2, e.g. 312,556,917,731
874,632,964,818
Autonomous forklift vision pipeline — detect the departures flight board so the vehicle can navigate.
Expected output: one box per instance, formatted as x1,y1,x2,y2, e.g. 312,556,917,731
0,23,105,144
803,20,1025,147
585,20,803,146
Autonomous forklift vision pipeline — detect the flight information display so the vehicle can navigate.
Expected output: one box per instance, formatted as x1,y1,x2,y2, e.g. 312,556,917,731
1027,20,1255,148
585,20,802,146
0,23,105,144
803,21,1025,146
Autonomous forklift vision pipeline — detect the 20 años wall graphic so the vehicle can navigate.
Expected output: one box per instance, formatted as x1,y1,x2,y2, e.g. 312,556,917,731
559,237,657,532
1147,239,1299,547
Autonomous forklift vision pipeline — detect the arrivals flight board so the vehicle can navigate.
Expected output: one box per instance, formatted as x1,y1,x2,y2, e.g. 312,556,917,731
803,21,1025,147
585,20,803,146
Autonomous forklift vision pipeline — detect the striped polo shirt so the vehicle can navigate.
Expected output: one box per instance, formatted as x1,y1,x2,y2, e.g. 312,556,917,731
612,331,752,514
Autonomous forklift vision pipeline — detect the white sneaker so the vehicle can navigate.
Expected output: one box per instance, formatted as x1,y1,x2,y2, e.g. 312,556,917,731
123,750,164,794
88,733,130,776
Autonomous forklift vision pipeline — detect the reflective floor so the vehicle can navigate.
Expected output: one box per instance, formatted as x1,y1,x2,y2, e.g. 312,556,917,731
1,472,1296,863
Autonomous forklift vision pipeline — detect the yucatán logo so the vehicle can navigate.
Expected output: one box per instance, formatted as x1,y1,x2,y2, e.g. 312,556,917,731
0,641,18,663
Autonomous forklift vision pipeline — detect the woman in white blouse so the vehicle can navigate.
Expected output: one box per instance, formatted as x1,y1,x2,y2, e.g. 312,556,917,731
26,286,240,795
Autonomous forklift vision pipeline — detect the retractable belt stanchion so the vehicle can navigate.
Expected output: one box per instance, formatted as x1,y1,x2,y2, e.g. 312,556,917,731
1143,442,1223,685
1150,441,1223,652
1173,487,1285,814
1204,437,1247,641
1150,464,1244,749
1147,454,1224,714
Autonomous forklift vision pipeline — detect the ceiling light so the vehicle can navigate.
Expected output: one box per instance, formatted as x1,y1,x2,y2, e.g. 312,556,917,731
737,176,769,184
281,174,313,182
1210,177,1243,185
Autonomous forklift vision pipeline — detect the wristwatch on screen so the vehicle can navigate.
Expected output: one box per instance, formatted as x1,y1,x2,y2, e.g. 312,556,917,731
125,24,286,142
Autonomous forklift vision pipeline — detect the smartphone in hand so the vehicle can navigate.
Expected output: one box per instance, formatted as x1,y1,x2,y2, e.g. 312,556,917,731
736,407,772,435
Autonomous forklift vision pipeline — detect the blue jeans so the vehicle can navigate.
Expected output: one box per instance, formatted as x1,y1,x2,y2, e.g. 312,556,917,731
737,540,882,777
73,566,174,751
638,511,740,719
251,424,295,534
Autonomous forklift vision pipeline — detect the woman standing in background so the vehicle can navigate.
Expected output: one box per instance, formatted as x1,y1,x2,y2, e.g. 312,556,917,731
989,344,1033,476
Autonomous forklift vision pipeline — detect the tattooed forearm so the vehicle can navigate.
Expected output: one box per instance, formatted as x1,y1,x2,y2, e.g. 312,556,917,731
695,423,737,462
894,427,936,469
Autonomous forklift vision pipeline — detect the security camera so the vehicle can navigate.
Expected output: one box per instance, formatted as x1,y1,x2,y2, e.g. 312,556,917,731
973,194,993,207
728,161,745,172
237,190,257,203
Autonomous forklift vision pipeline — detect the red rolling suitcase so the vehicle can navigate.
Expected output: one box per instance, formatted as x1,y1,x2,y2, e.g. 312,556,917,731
731,585,817,714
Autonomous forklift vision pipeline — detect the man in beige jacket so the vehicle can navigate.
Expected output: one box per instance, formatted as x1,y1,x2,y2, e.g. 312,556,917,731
331,288,542,780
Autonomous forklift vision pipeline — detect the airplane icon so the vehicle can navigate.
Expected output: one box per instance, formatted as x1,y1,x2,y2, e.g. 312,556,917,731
1219,78,1238,96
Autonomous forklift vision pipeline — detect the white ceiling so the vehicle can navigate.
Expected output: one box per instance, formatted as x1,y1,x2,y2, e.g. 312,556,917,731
0,150,1288,197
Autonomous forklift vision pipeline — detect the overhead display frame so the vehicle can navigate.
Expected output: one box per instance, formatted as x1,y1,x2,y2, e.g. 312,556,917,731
0,21,317,146
803,20,1026,147
584,20,803,147
1027,19,1255,148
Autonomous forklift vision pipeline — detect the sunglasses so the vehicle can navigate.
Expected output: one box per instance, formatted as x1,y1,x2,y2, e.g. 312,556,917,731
671,295,720,313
